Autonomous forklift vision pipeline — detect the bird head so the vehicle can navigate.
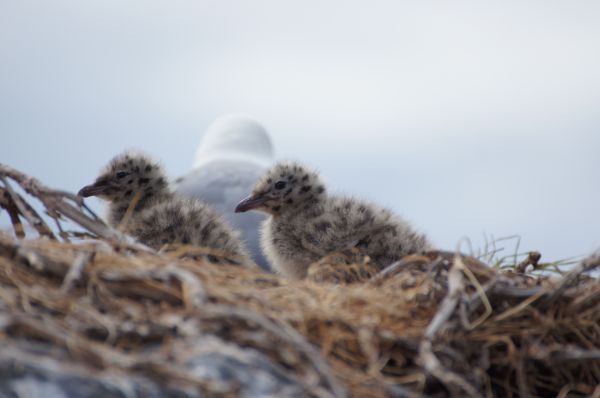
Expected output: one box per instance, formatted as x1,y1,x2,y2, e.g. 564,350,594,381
78,151,168,205
193,114,274,169
235,161,326,216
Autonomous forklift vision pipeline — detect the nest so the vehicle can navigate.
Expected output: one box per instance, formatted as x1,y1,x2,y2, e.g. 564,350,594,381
0,163,599,397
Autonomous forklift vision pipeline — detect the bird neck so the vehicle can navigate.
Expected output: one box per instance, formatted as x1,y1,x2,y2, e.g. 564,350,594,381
107,190,172,227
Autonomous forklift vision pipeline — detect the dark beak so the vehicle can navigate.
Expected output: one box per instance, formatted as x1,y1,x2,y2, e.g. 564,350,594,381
235,194,269,213
78,181,109,197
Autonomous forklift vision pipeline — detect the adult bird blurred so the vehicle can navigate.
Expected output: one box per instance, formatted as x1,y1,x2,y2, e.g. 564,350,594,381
174,115,274,269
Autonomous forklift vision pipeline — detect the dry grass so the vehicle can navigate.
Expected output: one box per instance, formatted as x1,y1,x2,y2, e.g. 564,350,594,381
1,163,599,397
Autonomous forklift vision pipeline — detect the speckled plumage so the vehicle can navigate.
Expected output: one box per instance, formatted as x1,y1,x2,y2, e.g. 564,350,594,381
236,161,432,279
79,151,250,260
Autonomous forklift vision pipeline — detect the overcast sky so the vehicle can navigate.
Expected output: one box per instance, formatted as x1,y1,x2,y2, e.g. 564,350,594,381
1,1,599,261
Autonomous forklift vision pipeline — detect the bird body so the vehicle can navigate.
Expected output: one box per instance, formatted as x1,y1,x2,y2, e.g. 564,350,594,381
175,115,274,269
236,162,431,279
127,197,247,256
79,151,250,260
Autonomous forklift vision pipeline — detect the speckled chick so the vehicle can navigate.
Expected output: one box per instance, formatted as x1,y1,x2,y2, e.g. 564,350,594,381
235,162,432,279
78,151,250,259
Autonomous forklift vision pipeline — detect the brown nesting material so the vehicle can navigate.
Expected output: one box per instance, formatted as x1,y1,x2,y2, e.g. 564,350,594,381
1,232,598,397
0,162,599,397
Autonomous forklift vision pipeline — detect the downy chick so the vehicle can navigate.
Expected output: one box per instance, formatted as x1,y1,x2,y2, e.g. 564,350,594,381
79,151,250,260
235,161,431,279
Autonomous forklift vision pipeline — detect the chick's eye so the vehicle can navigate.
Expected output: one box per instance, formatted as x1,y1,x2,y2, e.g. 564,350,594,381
116,171,129,179
274,181,286,190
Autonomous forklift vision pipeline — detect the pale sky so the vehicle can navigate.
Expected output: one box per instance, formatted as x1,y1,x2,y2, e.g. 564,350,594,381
1,1,599,261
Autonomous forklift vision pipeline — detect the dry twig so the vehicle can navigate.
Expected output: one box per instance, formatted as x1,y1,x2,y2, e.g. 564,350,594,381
418,255,481,398
0,164,120,242
543,251,600,306
515,251,541,274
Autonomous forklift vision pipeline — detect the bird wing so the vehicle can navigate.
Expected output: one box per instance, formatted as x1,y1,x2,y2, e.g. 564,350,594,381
333,223,394,250
299,215,393,256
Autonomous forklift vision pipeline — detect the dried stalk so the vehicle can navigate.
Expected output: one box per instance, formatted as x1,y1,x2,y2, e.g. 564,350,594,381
0,163,151,252
0,186,25,238
0,178,56,239
543,252,600,306
201,304,348,398
61,252,94,293
418,254,481,398
515,251,541,274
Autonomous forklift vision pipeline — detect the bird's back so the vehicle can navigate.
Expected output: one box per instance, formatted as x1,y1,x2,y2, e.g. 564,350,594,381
266,195,430,276
325,196,430,267
328,198,430,268
129,196,249,258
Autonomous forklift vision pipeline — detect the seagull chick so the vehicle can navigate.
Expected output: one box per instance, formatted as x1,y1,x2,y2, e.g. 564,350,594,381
79,151,250,260
235,162,431,279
